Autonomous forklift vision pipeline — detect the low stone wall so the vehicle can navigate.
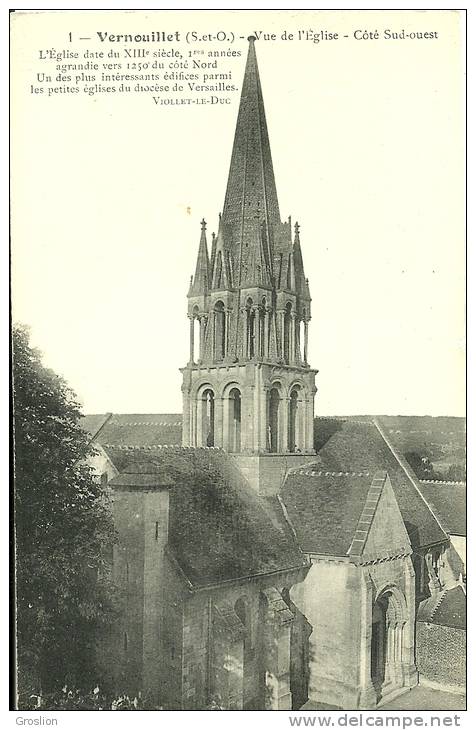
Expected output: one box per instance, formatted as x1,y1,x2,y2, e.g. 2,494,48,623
416,623,466,689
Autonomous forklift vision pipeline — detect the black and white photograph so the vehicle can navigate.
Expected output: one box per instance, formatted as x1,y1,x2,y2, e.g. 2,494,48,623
10,7,467,719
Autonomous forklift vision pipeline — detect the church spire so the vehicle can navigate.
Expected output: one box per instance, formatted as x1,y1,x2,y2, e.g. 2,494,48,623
222,35,281,235
189,219,210,296
182,38,316,464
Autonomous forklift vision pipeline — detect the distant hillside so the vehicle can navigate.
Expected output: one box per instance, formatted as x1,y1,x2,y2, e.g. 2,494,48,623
377,415,465,481
316,416,466,482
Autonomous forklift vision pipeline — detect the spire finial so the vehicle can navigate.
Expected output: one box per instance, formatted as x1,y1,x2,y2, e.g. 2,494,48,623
201,218,207,231
247,34,256,43
295,221,300,235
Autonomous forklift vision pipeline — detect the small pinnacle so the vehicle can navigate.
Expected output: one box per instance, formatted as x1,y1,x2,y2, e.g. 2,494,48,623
200,218,207,230
212,232,216,240
247,35,256,43
295,221,300,236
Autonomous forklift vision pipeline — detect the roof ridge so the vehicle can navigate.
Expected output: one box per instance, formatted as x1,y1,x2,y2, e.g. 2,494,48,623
420,479,466,486
102,444,221,451
297,470,372,478
109,421,182,426
372,418,449,540
313,416,374,425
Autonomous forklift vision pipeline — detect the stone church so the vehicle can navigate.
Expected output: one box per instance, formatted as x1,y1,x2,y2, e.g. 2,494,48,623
85,37,465,710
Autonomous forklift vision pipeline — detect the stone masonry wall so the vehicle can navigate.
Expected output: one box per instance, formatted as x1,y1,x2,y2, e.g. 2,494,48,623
416,623,466,689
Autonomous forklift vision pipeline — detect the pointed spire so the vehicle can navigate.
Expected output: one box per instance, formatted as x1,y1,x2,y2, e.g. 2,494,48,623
293,221,311,300
211,224,231,291
189,219,210,297
222,36,281,232
210,231,217,275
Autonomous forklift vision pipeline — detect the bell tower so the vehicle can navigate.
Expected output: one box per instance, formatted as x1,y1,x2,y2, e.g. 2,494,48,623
181,37,317,492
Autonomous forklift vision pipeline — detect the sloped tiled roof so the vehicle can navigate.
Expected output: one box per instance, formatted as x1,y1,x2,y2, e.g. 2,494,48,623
417,585,466,630
109,447,307,588
313,418,448,549
81,413,112,440
281,468,376,556
81,413,182,448
85,414,448,556
418,481,466,537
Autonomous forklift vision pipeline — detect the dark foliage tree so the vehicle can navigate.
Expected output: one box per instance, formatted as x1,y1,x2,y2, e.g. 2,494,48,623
12,324,117,700
404,451,437,480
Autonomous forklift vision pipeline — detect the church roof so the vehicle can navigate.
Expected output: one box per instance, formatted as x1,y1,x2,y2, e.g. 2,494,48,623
417,585,466,630
83,414,449,556
81,413,112,440
107,446,307,589
308,418,448,550
417,481,466,537
81,413,182,447
281,469,385,557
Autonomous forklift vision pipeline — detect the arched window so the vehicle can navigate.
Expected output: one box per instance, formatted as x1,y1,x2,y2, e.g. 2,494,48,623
215,251,224,289
235,597,247,627
299,319,305,363
214,301,225,361
244,298,255,359
249,308,256,358
284,302,292,363
286,253,293,290
268,387,280,453
288,387,299,452
259,298,267,358
228,388,241,452
193,307,200,362
201,389,215,447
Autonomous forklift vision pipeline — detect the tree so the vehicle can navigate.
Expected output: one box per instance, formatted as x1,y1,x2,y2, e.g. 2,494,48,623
404,451,436,480
12,324,117,701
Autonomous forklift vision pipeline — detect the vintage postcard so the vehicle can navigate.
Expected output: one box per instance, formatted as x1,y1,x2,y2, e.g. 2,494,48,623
10,8,466,719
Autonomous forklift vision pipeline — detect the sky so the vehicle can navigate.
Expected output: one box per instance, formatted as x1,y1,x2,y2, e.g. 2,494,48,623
11,9,465,417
